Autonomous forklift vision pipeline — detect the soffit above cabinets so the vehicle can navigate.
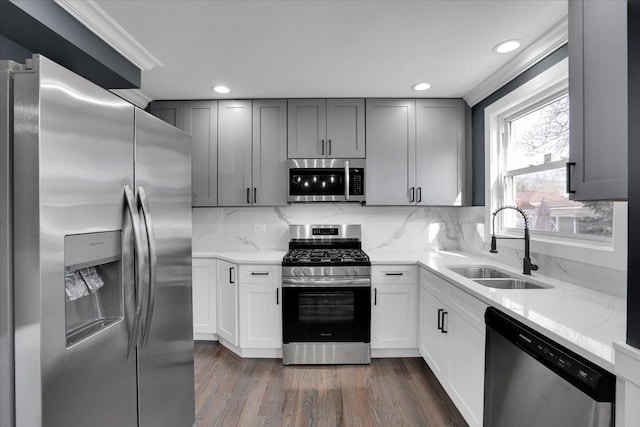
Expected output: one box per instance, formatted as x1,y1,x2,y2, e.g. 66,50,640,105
63,0,567,102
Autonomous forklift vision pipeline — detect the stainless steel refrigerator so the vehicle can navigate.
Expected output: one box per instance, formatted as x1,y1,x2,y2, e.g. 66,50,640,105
0,55,195,427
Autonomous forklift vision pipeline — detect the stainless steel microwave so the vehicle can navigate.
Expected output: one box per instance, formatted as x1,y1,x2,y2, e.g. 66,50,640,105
287,159,365,202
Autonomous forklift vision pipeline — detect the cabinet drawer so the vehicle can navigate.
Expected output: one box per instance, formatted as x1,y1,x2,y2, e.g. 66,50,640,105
447,284,487,333
239,264,281,284
420,267,447,301
372,265,417,284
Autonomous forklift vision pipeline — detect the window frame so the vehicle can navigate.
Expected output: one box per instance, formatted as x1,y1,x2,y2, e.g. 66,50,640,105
484,58,626,271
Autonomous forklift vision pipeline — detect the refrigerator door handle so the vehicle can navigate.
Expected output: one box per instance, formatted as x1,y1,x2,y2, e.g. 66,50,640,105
138,186,158,348
124,184,145,359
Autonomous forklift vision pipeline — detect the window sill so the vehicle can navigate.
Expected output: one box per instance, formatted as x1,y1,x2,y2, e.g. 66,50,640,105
493,224,625,271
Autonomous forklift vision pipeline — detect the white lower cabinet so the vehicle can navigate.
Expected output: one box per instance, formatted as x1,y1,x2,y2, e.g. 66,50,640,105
419,286,447,377
192,258,217,339
238,265,282,349
217,260,239,346
371,265,418,352
371,284,418,349
446,308,485,427
419,267,487,427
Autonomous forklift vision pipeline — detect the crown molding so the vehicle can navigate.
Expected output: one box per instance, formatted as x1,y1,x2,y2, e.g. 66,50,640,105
464,15,568,107
110,88,153,109
54,0,163,71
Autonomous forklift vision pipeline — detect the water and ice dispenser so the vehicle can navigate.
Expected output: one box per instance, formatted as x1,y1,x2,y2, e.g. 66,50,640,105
64,231,123,347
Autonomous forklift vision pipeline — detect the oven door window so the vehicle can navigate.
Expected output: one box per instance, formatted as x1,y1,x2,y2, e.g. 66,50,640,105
290,169,344,196
282,287,371,343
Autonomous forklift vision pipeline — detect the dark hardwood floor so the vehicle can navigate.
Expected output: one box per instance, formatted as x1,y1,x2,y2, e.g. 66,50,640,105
194,342,468,427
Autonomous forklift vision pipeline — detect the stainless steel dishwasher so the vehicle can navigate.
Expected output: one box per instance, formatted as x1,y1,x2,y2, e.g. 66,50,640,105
484,307,616,427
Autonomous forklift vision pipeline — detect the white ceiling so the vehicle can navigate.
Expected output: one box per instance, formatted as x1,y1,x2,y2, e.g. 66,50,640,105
94,0,568,101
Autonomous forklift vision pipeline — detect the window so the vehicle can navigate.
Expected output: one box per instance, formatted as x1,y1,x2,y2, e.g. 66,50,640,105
485,58,626,270
500,93,613,240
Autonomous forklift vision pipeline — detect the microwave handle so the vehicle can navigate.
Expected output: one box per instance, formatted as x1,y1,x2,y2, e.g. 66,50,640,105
344,160,350,200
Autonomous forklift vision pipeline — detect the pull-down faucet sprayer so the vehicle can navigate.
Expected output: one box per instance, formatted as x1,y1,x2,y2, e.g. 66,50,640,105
490,206,538,275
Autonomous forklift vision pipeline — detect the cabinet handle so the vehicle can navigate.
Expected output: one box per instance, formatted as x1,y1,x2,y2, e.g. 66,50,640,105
328,139,332,155
246,188,250,204
229,267,235,284
442,311,448,334
276,288,279,305
385,272,403,276
409,187,415,203
566,162,576,194
374,288,377,305
321,139,325,156
437,308,443,330
250,272,269,276
417,187,422,203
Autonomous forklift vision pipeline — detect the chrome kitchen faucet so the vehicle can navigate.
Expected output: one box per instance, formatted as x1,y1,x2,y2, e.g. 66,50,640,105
490,206,539,275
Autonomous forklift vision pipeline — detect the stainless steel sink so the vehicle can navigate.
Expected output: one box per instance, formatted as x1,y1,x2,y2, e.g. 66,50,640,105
448,266,511,279
473,278,552,290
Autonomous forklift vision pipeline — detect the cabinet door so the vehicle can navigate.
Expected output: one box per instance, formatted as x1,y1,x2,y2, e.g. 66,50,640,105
239,283,282,348
447,310,485,427
287,99,327,158
365,99,416,205
184,101,217,206
149,101,184,130
416,99,466,206
252,100,287,206
419,286,448,378
218,101,253,206
568,0,627,200
217,260,238,346
326,99,365,158
192,258,217,337
371,284,418,349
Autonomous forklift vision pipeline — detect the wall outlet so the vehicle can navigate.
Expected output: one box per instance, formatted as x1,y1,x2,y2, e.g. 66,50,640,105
253,224,266,232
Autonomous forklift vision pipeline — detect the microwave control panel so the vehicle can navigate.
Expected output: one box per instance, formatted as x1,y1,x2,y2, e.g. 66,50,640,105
350,169,364,195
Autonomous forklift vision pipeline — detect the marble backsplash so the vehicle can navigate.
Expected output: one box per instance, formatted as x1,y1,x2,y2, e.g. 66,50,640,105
193,204,461,253
193,204,626,298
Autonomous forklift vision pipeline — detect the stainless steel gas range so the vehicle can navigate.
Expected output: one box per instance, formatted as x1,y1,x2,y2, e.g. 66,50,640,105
282,224,371,365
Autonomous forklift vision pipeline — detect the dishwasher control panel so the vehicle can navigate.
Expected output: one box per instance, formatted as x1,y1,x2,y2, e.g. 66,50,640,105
516,332,602,388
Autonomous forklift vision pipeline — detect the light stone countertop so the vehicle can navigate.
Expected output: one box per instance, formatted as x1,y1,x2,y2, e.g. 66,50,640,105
194,248,626,372
193,250,286,264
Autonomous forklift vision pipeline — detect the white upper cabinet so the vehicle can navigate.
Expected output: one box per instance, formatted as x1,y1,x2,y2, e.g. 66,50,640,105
149,101,184,130
415,99,466,205
217,100,254,206
252,100,287,206
288,99,365,158
366,98,467,205
184,101,217,206
568,0,627,200
326,99,365,158
365,99,416,205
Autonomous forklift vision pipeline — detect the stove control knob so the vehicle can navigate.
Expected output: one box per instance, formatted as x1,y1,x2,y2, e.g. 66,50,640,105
291,267,299,276
303,268,311,276
346,268,354,276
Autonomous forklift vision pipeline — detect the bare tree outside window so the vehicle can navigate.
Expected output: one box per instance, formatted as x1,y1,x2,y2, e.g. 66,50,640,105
503,94,613,239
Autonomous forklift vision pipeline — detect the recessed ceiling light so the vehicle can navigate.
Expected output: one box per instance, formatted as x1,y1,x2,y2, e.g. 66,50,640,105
412,82,431,91
493,40,521,54
212,85,230,94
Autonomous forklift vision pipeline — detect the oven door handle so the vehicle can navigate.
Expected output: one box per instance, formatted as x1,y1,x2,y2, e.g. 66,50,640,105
282,278,371,287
